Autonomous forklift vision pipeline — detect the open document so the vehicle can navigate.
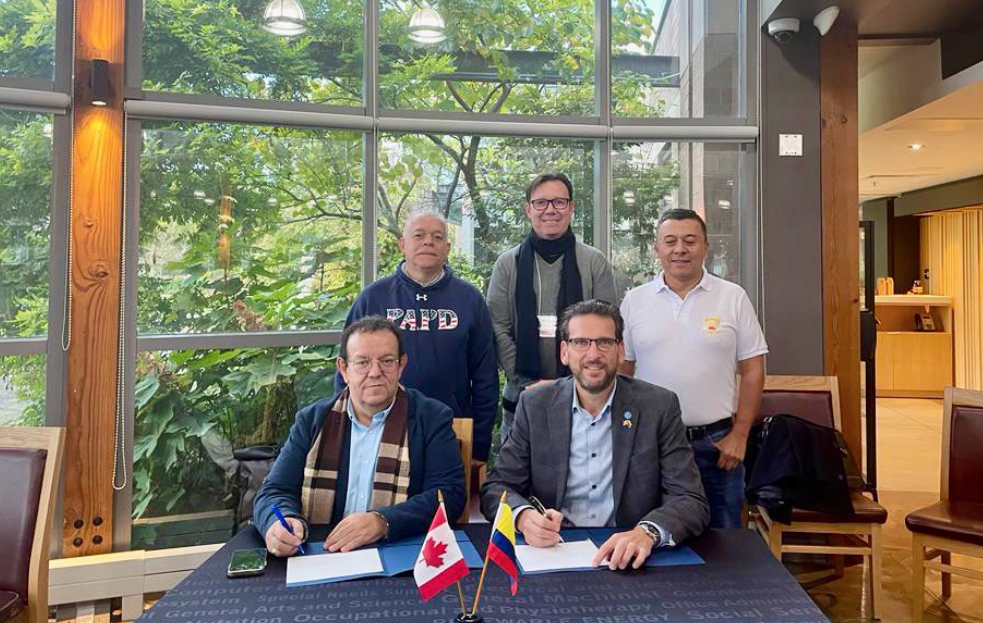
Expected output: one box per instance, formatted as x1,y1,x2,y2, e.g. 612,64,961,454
286,549,384,587
514,539,600,574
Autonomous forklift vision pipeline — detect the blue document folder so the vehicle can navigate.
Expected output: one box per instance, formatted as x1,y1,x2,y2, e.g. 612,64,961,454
515,528,704,574
287,530,483,587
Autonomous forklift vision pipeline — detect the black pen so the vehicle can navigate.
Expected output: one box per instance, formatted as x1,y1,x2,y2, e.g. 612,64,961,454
528,495,564,543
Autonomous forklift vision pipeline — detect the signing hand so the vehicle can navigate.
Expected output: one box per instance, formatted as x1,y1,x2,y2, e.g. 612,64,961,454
712,430,749,470
516,507,564,547
325,512,387,552
264,517,305,558
592,526,655,570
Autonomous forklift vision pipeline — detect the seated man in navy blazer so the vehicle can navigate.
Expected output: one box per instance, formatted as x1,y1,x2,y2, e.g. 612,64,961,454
254,316,465,556
481,300,708,570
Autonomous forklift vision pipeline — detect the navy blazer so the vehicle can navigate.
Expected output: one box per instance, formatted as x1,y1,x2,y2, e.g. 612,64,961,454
253,388,465,542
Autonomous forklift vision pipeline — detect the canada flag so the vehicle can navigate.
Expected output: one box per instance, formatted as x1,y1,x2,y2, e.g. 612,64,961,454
414,501,469,601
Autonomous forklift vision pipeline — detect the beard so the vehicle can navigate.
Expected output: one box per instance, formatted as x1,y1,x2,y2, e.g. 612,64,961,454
573,360,618,395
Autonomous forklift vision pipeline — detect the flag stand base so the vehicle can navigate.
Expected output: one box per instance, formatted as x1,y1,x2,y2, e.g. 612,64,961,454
455,613,484,623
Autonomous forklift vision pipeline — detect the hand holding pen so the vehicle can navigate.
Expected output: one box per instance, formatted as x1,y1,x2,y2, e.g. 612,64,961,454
516,495,564,547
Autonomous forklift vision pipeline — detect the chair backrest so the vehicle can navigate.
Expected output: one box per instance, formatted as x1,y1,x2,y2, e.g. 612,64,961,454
0,427,65,623
942,387,983,504
451,418,473,523
758,375,841,431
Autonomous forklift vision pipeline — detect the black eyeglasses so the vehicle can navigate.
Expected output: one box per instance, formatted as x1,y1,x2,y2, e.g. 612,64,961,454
529,197,572,211
566,337,619,352
346,357,400,374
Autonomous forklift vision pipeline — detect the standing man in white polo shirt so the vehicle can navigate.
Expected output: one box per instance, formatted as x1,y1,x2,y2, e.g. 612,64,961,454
619,209,767,529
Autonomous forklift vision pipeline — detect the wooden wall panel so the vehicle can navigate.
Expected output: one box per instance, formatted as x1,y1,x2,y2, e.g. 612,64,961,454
820,20,861,460
63,0,125,556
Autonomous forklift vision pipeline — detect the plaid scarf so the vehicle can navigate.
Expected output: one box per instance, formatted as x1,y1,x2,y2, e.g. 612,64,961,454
300,387,411,524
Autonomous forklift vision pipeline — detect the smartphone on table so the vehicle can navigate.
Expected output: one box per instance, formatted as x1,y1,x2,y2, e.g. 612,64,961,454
227,548,268,578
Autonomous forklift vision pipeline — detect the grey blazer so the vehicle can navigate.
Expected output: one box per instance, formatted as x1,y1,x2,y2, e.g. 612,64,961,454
480,375,709,543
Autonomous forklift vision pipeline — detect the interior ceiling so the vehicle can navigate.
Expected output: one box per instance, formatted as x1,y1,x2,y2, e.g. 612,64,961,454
859,79,983,201
769,1,983,202
767,0,983,38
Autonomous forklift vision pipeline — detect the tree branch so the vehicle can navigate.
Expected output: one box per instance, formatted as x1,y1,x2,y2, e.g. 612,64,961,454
446,80,474,113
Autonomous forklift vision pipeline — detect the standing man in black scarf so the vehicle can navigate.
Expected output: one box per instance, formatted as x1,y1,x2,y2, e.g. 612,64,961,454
487,173,617,443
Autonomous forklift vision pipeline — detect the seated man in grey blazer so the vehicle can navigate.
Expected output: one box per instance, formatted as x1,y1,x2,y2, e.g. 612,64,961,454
481,299,709,570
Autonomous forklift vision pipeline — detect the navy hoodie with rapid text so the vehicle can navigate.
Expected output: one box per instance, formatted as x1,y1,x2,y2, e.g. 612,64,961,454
335,262,499,460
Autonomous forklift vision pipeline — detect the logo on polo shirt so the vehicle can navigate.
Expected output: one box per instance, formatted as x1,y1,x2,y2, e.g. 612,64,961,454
702,316,722,337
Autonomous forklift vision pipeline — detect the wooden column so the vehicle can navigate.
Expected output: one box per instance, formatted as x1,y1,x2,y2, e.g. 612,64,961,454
63,0,125,556
820,19,861,461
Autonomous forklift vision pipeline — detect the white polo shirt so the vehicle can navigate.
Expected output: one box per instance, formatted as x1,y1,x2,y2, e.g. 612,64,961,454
621,270,768,427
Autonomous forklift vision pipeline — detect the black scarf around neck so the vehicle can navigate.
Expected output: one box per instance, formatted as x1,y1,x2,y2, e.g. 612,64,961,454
515,228,583,379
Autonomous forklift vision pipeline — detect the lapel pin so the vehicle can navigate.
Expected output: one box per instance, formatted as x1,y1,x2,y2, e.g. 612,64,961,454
622,411,633,428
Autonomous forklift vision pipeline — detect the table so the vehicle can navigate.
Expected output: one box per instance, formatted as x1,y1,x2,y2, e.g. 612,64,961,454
139,525,829,623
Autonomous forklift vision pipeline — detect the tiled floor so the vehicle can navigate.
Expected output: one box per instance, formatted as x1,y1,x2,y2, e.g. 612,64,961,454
811,397,983,622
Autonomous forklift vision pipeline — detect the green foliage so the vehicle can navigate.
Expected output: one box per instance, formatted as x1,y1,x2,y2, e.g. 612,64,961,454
0,0,55,79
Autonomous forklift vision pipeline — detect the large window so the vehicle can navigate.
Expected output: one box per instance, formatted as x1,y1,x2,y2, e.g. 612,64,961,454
142,0,363,106
132,345,336,547
379,0,595,115
377,134,595,288
135,120,363,547
0,110,53,426
139,122,363,334
0,0,57,81
611,141,744,297
613,0,743,118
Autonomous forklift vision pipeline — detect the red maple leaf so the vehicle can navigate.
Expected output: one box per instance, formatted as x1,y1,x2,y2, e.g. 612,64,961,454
421,537,448,569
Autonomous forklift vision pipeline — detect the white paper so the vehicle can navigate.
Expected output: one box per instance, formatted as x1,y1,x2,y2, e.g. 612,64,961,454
515,539,600,573
286,549,384,586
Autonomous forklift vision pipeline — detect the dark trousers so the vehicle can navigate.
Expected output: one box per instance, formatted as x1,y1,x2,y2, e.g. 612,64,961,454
691,427,746,529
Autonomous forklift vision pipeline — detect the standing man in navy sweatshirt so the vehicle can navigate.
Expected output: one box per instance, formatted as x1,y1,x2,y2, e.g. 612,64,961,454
336,211,499,466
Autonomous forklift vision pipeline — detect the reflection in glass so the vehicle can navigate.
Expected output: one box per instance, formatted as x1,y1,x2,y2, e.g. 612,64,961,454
0,110,52,338
613,0,743,118
143,0,362,105
0,0,56,80
377,134,596,292
132,346,337,548
0,355,46,426
379,0,595,115
138,122,363,334
611,141,741,297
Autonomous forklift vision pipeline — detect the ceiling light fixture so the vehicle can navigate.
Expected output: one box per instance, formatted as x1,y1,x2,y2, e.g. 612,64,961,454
263,0,307,37
908,143,924,151
409,5,447,45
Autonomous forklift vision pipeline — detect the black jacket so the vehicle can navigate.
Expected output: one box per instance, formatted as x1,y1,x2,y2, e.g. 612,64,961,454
745,414,855,524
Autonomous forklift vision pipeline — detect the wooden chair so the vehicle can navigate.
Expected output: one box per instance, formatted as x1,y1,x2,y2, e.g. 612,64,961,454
907,387,983,623
0,427,65,623
452,418,473,523
749,376,886,620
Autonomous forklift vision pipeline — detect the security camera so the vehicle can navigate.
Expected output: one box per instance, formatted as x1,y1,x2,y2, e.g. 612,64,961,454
767,17,800,44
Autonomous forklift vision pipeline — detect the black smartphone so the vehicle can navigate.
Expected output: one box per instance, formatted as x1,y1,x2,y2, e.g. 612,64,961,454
227,548,268,578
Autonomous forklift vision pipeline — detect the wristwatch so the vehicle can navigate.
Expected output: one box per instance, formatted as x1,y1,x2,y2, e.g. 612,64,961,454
638,522,662,548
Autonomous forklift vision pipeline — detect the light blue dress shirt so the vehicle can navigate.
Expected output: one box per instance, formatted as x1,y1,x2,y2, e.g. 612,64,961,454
562,381,674,546
561,381,617,526
344,396,396,516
